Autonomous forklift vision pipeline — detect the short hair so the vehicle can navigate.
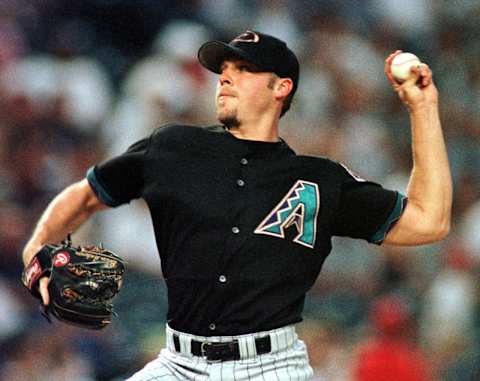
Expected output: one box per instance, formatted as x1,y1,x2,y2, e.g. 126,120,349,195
280,91,294,118
268,74,294,118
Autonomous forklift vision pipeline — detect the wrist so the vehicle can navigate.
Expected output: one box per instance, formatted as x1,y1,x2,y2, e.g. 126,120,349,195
408,101,437,115
23,242,44,266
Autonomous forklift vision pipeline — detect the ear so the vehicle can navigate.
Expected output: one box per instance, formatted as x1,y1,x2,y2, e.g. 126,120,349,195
274,78,294,101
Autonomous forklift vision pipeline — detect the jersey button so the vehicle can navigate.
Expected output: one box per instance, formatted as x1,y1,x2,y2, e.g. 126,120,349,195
232,227,240,234
219,275,227,283
209,323,216,331
240,158,248,165
236,179,245,187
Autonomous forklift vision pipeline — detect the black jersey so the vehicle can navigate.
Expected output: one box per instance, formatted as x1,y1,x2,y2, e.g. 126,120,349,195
87,124,406,336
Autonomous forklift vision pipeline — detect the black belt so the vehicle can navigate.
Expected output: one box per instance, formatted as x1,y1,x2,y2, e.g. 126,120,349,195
173,334,272,362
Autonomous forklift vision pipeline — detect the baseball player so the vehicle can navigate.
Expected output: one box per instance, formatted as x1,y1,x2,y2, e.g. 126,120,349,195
22,31,452,380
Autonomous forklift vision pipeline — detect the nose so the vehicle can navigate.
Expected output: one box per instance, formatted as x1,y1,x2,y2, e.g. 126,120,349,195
219,66,232,86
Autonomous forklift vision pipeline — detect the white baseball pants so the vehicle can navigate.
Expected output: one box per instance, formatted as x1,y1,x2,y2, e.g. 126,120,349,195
126,324,313,380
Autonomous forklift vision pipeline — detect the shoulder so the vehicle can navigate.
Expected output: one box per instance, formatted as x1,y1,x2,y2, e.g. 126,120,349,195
151,123,198,140
291,154,376,186
150,123,222,142
294,154,347,173
147,124,231,156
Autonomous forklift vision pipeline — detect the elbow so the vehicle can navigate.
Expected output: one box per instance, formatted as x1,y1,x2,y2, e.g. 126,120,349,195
407,210,451,245
384,203,451,246
413,197,452,243
433,223,450,242
426,214,451,243
436,205,452,240
437,217,451,240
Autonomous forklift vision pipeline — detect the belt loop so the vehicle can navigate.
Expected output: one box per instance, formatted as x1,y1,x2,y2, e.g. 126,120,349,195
269,332,278,353
246,335,258,358
166,327,176,352
237,336,249,359
179,332,192,356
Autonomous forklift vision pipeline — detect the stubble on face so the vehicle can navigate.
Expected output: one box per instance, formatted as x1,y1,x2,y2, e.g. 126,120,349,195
216,95,240,128
219,115,240,128
216,70,278,128
218,111,240,128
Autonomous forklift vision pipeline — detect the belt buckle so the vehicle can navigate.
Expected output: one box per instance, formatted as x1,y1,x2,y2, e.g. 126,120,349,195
200,341,209,357
201,342,222,363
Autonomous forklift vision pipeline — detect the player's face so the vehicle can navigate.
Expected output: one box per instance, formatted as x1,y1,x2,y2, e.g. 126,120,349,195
215,59,277,127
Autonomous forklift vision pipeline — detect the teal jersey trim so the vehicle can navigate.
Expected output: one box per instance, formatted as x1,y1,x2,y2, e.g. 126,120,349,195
370,192,407,245
86,166,120,207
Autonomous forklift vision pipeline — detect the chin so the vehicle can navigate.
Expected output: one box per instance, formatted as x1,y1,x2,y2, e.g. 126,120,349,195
218,115,240,128
217,109,240,128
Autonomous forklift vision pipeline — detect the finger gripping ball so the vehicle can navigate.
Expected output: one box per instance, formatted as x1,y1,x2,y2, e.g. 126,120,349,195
391,52,421,83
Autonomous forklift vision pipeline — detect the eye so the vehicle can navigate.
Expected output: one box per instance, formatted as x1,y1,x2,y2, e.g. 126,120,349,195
238,63,259,73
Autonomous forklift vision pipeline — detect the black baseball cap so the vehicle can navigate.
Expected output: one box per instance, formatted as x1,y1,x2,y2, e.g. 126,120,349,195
198,30,300,97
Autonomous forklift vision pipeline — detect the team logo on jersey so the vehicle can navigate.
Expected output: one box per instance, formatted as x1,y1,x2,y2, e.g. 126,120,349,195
254,180,320,249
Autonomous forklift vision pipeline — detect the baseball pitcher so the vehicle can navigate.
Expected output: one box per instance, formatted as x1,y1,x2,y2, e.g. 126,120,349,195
22,31,451,380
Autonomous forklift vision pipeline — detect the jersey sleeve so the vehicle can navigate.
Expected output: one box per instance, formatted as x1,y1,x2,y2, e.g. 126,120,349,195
331,164,407,245
86,137,150,207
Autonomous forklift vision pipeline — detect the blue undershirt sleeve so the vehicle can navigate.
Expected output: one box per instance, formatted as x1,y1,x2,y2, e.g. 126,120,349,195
86,166,122,207
370,192,408,245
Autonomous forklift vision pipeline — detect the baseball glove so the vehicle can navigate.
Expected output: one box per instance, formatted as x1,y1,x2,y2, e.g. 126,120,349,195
22,236,125,329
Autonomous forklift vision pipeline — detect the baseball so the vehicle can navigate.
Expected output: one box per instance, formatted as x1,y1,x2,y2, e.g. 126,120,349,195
391,52,421,83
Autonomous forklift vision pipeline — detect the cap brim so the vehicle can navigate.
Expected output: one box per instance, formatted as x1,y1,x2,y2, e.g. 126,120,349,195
197,41,255,74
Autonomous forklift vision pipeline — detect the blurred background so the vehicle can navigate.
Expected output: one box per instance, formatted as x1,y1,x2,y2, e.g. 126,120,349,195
0,0,479,380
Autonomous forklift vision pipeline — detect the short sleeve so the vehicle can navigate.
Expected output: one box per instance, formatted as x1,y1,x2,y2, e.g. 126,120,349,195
331,164,407,244
87,137,150,207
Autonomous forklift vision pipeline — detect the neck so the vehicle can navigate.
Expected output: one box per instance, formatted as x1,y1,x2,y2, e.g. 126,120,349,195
226,112,281,142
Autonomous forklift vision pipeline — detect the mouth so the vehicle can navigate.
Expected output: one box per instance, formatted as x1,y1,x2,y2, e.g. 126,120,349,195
217,92,236,107
217,88,236,98
218,93,235,100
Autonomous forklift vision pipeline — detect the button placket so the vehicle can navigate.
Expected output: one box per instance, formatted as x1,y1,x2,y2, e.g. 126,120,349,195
230,155,249,237
237,157,248,188
222,155,247,282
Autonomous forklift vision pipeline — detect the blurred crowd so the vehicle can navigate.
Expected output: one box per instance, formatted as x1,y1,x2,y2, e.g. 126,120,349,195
0,0,479,380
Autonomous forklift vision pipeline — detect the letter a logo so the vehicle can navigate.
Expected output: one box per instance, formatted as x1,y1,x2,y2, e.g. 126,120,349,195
254,180,320,249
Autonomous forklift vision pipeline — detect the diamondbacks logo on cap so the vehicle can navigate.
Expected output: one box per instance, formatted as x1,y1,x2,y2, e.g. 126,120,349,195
232,30,260,43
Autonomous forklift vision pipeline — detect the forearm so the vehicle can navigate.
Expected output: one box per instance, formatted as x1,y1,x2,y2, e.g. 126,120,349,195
23,179,107,265
383,53,452,245
406,103,452,234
